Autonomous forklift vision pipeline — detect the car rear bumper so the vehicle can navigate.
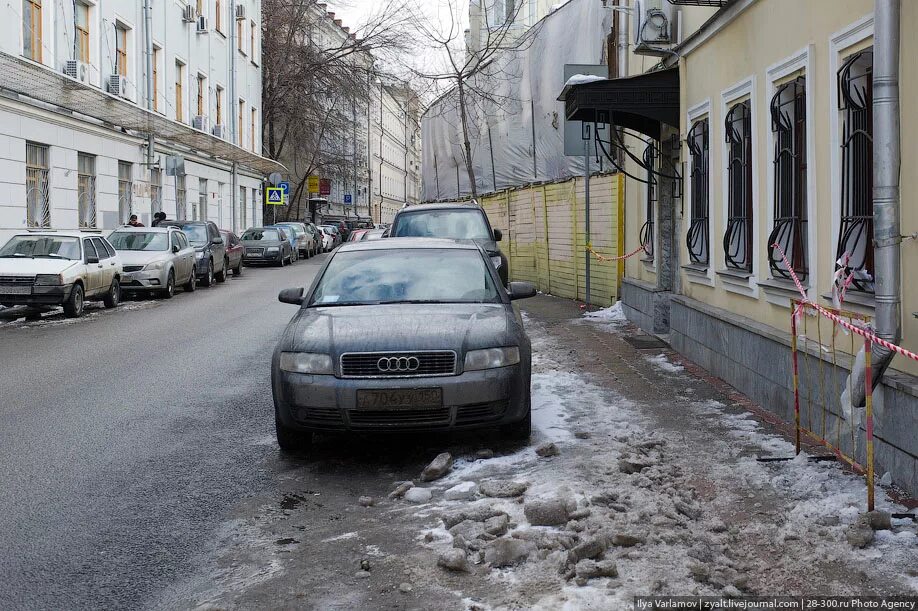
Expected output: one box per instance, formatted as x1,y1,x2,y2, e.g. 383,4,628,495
273,364,529,432
0,284,73,306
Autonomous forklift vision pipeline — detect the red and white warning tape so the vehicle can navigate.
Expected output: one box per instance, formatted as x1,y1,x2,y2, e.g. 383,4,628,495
585,244,645,263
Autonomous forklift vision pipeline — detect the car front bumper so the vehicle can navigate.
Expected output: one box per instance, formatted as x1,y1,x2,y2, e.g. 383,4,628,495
273,364,529,432
0,284,73,306
243,251,284,265
121,268,168,290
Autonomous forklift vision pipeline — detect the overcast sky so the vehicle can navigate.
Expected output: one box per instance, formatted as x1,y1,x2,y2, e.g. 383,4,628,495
326,1,469,38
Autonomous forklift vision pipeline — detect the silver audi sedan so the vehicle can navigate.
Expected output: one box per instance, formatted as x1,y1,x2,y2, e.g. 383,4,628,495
271,238,536,452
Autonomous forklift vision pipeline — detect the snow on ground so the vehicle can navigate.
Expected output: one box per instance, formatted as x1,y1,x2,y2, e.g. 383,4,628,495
582,301,627,322
389,313,917,610
0,300,157,329
645,353,684,374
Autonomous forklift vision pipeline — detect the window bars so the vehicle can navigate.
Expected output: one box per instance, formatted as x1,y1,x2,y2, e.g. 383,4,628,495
77,153,97,228
26,142,50,227
151,168,163,214
118,161,133,224
767,77,808,281
640,142,657,260
197,178,207,221
176,174,187,220
724,101,753,272
836,50,874,292
686,118,710,265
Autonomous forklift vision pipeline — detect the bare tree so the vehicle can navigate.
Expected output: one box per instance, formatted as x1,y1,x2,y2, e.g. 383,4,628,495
408,0,540,199
261,0,412,221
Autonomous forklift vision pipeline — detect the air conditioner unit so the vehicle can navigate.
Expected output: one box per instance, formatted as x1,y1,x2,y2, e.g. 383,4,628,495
632,0,677,56
64,60,91,84
107,74,129,98
235,4,246,20
196,15,209,33
212,124,226,139
193,115,208,131
182,4,197,23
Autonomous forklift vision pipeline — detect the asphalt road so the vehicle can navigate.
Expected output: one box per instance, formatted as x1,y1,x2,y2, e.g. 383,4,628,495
0,255,332,610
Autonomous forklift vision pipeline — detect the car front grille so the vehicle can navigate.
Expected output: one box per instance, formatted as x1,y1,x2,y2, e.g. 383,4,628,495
348,408,451,427
122,265,144,273
0,276,36,285
340,351,457,378
456,400,510,425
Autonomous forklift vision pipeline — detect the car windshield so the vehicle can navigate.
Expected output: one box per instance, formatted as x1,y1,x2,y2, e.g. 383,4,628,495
278,226,301,237
179,224,208,245
243,229,280,241
392,209,492,240
108,231,169,251
0,235,81,260
309,248,501,306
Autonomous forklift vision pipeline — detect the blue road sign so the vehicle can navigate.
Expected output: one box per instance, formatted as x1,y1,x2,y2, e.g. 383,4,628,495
344,194,353,204
266,188,283,205
278,181,290,204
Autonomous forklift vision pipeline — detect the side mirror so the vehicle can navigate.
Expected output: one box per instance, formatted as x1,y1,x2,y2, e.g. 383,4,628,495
493,229,503,242
278,287,305,306
86,255,99,265
508,281,537,301
212,237,224,245
172,245,180,254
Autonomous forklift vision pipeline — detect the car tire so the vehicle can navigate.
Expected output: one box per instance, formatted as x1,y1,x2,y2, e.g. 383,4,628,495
184,269,197,292
276,418,313,454
161,270,175,299
234,259,243,276
202,260,214,287
63,283,84,318
215,258,228,283
500,400,531,441
103,278,121,309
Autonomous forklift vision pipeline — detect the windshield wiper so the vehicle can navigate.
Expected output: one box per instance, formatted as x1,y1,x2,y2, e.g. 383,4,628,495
378,300,445,305
0,253,30,258
309,301,381,307
33,253,69,259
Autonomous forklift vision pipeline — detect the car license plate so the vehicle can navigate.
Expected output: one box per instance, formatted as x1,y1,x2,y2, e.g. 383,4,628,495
357,388,442,410
0,285,31,295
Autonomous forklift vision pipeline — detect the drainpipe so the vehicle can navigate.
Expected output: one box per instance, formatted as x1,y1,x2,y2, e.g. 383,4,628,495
615,0,628,78
849,0,901,407
143,0,155,175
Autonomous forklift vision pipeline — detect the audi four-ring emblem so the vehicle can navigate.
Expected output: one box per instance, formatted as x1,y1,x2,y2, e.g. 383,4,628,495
377,356,421,372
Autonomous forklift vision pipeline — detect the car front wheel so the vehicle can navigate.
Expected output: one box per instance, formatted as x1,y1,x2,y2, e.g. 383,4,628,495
63,283,84,318
103,278,121,309
184,268,197,292
161,270,175,299
275,418,313,454
202,260,214,287
500,400,531,441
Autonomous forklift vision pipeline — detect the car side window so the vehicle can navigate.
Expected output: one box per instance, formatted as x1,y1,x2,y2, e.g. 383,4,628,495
83,239,97,261
98,239,116,258
171,232,181,251
91,238,111,260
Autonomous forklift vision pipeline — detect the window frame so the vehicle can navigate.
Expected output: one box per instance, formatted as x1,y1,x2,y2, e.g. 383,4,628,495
175,59,185,122
723,101,753,273
75,1,90,64
25,141,50,228
23,0,43,62
686,117,711,267
118,160,133,224
77,152,97,229
115,23,129,77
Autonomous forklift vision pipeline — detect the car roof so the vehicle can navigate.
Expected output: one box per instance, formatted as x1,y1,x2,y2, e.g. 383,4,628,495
111,227,175,233
336,237,481,253
395,202,483,213
12,230,108,239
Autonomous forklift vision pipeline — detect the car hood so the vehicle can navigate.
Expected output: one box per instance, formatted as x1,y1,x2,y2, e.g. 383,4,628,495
118,250,169,266
283,303,516,357
0,258,78,275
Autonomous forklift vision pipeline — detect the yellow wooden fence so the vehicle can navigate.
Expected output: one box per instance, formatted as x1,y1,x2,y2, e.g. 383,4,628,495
472,173,624,307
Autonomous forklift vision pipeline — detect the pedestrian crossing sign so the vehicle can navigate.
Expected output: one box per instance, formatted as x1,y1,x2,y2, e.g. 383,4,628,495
266,187,284,206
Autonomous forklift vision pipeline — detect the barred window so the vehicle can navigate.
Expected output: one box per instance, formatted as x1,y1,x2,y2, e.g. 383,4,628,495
240,186,247,229
77,153,96,228
686,118,710,265
724,102,753,271
151,168,163,213
836,50,874,292
640,142,657,261
26,142,50,227
767,77,808,280
251,188,258,228
197,178,207,221
176,174,187,220
118,161,133,223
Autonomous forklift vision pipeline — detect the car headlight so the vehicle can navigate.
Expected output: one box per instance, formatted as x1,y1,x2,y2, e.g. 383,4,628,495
195,251,205,259
490,255,503,269
34,274,63,286
266,247,280,253
464,347,520,371
144,261,166,271
279,352,334,375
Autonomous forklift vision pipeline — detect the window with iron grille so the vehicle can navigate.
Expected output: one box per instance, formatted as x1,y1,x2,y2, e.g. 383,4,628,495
836,50,874,292
151,168,163,213
767,77,808,280
26,142,50,227
77,153,96,228
724,101,753,271
176,174,187,220
686,118,710,265
640,142,657,261
118,161,132,223
251,188,257,227
197,178,207,221
240,186,247,229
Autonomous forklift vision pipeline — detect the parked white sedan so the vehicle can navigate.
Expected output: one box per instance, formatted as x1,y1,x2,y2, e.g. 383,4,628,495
0,231,123,317
108,227,197,298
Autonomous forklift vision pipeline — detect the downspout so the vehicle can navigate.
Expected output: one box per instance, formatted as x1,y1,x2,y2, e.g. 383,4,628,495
143,0,155,174
230,0,239,229
849,0,901,407
616,0,628,78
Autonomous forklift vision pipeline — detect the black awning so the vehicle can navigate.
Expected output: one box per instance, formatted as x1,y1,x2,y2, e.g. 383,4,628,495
559,68,680,140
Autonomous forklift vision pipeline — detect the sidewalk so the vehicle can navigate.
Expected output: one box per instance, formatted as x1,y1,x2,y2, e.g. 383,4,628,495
403,295,917,609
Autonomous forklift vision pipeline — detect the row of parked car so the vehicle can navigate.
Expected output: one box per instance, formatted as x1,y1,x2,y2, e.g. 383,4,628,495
0,218,379,318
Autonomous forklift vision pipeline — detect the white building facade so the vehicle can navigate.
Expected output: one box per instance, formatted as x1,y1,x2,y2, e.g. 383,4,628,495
369,82,421,224
0,0,280,245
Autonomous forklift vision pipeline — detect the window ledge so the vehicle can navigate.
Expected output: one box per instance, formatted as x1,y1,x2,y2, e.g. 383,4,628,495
759,277,808,308
682,263,714,287
819,290,876,313
716,268,758,298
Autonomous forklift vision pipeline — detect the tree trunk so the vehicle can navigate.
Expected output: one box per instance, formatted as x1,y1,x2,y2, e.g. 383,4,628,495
456,79,478,200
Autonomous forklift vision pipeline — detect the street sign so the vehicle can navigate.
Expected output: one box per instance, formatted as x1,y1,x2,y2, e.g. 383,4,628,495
268,172,282,186
307,175,319,193
344,194,352,204
266,187,284,206
279,181,290,205
319,179,331,196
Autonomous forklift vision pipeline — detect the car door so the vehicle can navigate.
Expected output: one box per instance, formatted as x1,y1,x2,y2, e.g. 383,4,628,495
208,222,226,271
92,238,116,290
169,231,186,280
176,231,195,281
82,238,103,295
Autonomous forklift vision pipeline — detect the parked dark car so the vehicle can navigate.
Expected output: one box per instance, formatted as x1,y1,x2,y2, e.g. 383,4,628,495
389,203,509,285
271,238,536,453
242,227,293,267
160,220,227,287
220,230,244,276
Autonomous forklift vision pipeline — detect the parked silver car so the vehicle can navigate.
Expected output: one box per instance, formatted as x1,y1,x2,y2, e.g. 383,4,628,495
108,227,197,298
275,222,318,259
271,238,536,452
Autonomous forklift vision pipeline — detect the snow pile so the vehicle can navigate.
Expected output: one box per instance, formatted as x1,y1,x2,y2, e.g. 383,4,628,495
582,301,627,322
645,354,684,373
